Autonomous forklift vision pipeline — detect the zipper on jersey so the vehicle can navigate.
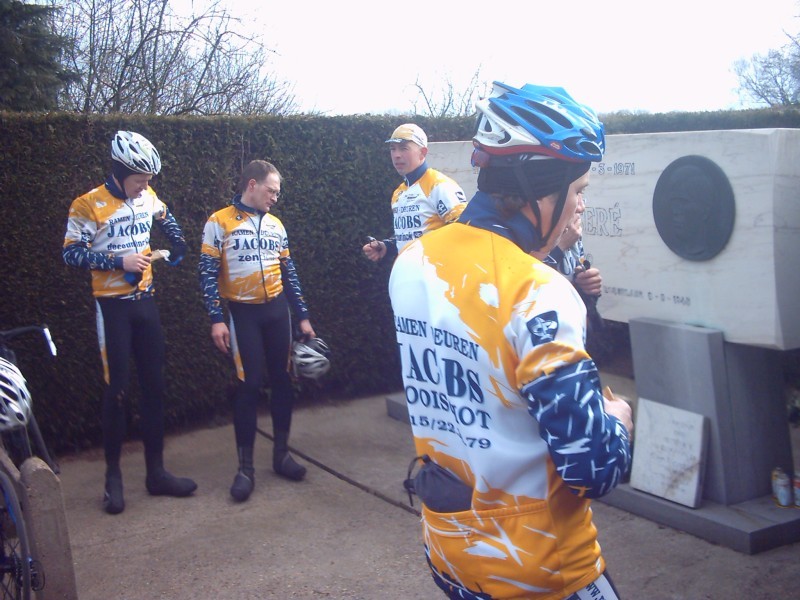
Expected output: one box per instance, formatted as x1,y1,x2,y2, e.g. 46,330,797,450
247,212,271,300
125,200,141,253
123,200,143,286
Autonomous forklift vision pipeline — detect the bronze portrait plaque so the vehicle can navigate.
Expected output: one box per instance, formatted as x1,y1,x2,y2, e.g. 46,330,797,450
652,155,735,261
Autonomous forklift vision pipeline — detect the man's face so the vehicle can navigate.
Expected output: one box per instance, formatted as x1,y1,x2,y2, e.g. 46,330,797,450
389,141,427,176
123,173,153,199
537,171,590,255
670,175,712,242
245,172,281,213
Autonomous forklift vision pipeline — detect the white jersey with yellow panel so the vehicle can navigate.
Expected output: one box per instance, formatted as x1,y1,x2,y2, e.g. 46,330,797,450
198,197,310,372
200,203,288,307
62,181,183,298
391,163,467,254
388,192,631,600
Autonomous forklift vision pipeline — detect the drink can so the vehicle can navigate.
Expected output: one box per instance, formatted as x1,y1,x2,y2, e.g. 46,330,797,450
794,475,800,508
772,467,792,507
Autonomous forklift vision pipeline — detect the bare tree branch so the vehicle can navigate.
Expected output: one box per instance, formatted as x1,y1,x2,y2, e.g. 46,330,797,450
51,0,297,115
735,28,800,107
411,67,488,117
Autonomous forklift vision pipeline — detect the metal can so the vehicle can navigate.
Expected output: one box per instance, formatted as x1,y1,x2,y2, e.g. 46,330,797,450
772,467,792,507
794,475,800,508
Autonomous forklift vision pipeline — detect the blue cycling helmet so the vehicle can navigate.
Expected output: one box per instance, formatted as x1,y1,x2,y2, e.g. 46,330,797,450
473,82,604,162
472,82,604,252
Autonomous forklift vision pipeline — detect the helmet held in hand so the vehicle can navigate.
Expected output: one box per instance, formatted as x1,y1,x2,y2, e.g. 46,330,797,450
291,337,331,380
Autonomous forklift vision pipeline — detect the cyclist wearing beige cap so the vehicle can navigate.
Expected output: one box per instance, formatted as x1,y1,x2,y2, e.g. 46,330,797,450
362,123,467,262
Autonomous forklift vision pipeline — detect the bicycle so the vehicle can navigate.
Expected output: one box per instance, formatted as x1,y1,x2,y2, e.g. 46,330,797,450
0,324,60,600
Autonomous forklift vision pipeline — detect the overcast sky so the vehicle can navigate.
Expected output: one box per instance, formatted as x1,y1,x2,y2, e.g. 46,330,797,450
186,0,799,115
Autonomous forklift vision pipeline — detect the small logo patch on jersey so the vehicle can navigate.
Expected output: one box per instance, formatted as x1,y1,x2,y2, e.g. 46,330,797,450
527,311,559,345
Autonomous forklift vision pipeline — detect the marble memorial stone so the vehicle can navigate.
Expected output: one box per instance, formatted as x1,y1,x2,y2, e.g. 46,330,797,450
629,398,708,508
427,130,800,350
427,141,479,200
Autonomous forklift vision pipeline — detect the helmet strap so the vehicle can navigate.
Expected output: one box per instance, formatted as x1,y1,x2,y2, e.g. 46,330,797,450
112,161,138,186
536,162,591,249
476,157,590,251
512,163,544,242
536,171,573,247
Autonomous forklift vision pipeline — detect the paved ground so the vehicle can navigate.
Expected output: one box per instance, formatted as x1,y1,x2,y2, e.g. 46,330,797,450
57,373,800,600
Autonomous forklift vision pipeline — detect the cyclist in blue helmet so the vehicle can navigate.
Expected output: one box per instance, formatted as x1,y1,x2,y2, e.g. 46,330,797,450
389,82,632,600
470,81,605,248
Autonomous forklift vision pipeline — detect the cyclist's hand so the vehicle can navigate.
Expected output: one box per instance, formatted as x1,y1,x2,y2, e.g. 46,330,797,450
211,322,230,354
574,267,602,296
603,386,634,438
165,242,187,266
297,319,315,341
122,253,151,273
362,237,386,262
149,249,171,262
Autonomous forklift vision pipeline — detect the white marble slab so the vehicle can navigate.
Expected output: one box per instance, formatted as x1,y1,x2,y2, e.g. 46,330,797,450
426,141,479,199
629,398,708,508
428,130,800,349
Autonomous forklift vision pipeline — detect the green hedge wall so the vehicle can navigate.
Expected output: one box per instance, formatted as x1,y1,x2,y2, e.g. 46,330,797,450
1,108,797,455
0,112,473,453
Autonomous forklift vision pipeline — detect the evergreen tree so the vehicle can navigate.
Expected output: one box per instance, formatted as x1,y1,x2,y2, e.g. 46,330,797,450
0,0,76,111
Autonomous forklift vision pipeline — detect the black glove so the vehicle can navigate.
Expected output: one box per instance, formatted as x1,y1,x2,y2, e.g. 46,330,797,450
166,242,187,266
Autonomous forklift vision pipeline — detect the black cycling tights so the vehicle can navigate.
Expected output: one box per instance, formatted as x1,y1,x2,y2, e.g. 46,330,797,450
96,297,166,475
229,294,294,449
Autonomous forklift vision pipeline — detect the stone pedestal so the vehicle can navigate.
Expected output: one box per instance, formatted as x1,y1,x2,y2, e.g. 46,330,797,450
599,317,800,554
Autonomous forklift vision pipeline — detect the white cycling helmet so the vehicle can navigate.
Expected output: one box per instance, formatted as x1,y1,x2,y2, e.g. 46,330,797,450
111,131,162,174
0,358,32,431
291,338,331,380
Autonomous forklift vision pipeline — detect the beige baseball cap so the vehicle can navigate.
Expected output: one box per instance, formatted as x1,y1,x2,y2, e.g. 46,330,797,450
385,123,428,148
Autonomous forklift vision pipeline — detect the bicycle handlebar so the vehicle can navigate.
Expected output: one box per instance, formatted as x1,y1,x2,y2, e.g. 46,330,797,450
0,324,58,357
0,324,60,474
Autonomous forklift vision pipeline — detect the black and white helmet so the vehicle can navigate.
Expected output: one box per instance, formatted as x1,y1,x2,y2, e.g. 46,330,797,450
0,358,31,431
291,338,331,380
111,131,162,174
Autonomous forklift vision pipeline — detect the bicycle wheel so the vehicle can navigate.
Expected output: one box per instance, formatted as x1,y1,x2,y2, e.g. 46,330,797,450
0,470,31,600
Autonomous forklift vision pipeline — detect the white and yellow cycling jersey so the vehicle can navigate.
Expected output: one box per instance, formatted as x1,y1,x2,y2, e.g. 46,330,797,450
200,203,288,305
63,182,181,298
389,193,631,599
391,164,467,254
199,199,309,329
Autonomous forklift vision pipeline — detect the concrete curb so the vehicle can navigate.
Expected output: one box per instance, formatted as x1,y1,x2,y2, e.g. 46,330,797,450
20,457,78,600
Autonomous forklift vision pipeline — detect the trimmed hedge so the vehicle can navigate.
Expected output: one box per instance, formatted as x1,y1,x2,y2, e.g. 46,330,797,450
0,112,473,453
1,108,797,454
